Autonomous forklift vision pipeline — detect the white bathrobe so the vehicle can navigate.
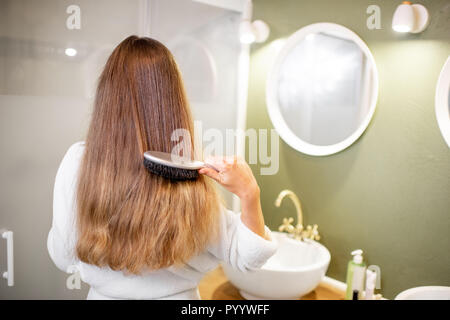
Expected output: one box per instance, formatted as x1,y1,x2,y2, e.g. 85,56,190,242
47,142,277,300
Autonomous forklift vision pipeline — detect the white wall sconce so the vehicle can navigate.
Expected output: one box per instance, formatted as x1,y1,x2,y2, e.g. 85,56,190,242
392,1,429,33
239,0,270,44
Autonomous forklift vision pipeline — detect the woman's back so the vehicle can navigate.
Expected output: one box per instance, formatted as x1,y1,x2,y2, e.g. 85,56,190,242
47,36,277,299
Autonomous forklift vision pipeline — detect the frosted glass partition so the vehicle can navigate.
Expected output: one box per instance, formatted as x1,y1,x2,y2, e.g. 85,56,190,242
149,0,243,207
150,0,241,136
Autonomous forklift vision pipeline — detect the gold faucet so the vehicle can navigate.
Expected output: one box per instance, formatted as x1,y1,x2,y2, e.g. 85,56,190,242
275,190,320,241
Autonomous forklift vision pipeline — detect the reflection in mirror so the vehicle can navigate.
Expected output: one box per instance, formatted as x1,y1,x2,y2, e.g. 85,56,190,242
267,23,378,156
169,37,217,103
435,57,450,148
278,32,373,146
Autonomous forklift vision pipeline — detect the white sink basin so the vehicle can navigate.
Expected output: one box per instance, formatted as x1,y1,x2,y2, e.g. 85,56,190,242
395,286,450,300
222,231,330,299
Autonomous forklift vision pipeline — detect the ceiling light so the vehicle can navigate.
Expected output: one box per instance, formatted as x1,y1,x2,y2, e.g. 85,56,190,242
65,47,77,57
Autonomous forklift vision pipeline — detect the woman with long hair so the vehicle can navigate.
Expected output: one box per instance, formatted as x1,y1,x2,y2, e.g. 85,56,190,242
48,36,276,299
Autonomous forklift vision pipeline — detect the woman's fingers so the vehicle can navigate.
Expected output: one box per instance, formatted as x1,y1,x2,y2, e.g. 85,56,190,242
198,167,221,182
204,156,228,171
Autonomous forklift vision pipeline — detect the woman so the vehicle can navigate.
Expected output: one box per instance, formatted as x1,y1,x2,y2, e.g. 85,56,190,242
48,36,276,300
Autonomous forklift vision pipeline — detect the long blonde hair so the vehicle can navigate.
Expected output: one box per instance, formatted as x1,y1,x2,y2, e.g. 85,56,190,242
76,36,220,274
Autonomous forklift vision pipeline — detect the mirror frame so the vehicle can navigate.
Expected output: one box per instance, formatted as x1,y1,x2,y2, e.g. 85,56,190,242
435,56,450,148
266,23,379,156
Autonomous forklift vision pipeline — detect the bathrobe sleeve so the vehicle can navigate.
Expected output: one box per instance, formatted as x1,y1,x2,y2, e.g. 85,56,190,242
208,208,278,272
47,142,85,273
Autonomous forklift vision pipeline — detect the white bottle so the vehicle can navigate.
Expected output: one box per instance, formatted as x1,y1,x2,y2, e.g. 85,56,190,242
365,269,377,300
345,249,366,300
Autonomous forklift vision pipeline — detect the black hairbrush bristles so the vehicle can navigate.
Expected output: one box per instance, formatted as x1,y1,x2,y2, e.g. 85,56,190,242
143,157,199,181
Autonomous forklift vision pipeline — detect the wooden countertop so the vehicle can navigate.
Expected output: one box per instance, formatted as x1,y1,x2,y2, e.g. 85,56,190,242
198,267,345,300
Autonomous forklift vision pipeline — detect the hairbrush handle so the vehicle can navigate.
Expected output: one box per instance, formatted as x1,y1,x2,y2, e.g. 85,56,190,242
201,163,219,172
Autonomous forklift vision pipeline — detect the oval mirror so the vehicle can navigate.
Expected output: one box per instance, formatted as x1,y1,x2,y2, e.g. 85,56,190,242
435,56,450,148
266,23,379,156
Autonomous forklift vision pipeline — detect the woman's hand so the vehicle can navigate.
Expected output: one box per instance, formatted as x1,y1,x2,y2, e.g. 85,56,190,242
199,157,260,201
199,157,267,239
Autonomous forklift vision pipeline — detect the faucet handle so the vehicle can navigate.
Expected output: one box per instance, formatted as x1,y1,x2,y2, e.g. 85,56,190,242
278,217,294,233
299,224,321,241
310,224,320,241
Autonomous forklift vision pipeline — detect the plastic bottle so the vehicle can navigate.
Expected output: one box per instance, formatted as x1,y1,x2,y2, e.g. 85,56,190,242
364,269,377,300
345,249,366,300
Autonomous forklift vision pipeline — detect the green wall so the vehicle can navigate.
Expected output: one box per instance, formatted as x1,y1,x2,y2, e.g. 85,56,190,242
247,0,450,299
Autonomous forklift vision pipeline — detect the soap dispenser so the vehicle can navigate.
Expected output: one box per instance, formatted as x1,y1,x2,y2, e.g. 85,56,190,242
345,249,366,300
